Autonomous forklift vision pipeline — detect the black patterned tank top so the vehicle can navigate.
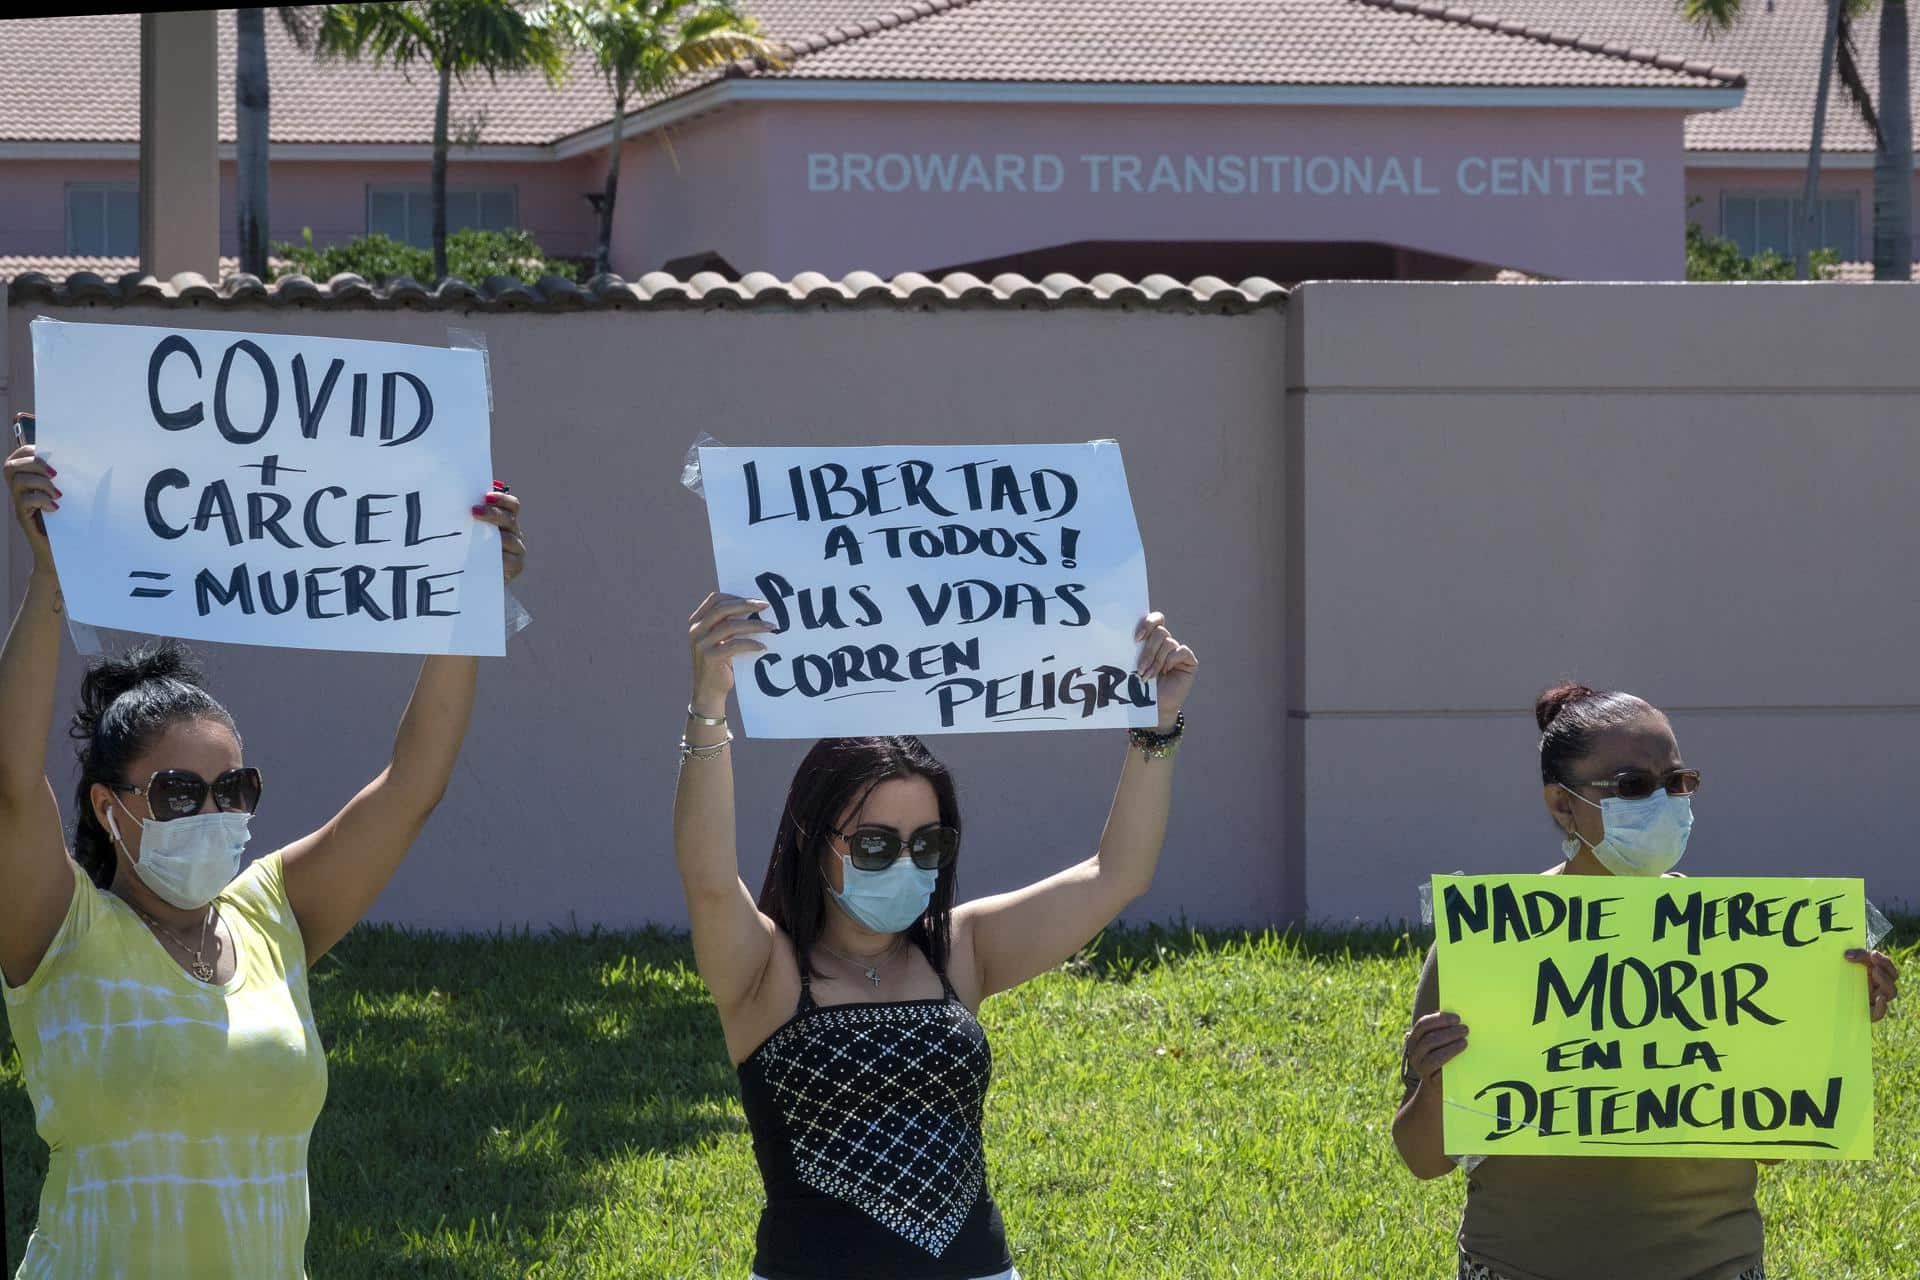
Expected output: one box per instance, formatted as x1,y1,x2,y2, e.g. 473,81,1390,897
735,948,1011,1280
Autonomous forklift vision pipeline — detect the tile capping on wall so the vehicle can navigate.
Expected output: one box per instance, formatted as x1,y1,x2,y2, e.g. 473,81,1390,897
1,270,1292,314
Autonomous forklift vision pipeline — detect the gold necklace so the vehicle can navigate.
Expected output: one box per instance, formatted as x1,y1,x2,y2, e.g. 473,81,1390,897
132,903,219,983
815,936,905,988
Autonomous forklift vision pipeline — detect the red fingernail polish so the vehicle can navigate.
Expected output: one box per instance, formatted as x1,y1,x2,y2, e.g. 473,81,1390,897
471,504,487,516
46,467,56,476
484,492,501,504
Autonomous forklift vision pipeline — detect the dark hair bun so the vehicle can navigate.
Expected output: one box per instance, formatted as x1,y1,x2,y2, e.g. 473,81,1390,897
1535,682,1598,732
71,640,205,742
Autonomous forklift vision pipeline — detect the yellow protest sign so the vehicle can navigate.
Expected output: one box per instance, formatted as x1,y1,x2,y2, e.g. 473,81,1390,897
1433,874,1873,1161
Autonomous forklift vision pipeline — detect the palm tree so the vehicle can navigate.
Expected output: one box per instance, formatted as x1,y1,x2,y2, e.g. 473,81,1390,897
235,9,318,281
549,0,780,277
317,1,567,282
1871,1,1911,279
1682,0,1907,280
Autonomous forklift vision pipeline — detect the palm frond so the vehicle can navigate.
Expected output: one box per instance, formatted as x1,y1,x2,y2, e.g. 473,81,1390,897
1834,8,1888,149
275,6,319,51
1678,0,1743,36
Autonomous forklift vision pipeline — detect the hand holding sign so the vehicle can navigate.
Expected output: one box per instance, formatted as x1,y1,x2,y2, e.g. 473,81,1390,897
687,592,777,717
8,433,57,568
6,417,57,574
1848,947,1900,1022
1403,1011,1470,1087
473,483,526,586
1134,610,1197,730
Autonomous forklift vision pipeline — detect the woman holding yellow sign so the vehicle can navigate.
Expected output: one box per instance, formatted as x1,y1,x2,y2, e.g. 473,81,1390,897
1391,682,1899,1280
0,410,526,1278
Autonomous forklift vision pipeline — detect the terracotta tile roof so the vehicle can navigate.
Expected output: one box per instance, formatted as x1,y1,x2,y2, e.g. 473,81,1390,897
1491,260,1920,282
1451,0,1916,152
1,1,1732,153
0,6,906,147
755,0,1739,89
0,12,618,146
1827,260,1920,282
0,255,288,279
0,267,1289,312
12,3,1909,153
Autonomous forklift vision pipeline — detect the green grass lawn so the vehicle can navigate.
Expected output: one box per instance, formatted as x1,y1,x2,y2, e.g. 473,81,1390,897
4,920,1915,1279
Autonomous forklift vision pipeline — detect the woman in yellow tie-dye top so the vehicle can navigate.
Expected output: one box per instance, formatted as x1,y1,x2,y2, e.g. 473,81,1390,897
0,410,527,1279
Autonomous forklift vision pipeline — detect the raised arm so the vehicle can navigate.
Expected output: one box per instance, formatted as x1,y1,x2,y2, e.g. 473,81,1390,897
0,419,78,986
955,612,1197,1001
280,488,523,963
673,592,779,1015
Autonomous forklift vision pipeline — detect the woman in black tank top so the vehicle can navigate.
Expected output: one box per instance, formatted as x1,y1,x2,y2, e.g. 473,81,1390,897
673,590,1199,1280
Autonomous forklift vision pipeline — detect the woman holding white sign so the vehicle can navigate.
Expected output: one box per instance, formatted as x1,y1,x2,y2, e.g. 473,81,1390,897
674,590,1196,1280
1391,683,1900,1280
0,411,526,1279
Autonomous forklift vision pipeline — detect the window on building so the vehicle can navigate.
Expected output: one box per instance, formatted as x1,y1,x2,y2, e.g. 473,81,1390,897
1720,192,1861,260
66,183,140,256
367,186,518,247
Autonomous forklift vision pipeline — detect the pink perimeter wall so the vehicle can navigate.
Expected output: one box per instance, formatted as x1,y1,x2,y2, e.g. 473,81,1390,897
5,281,1919,931
0,292,1292,931
1287,282,1920,924
614,102,1688,280
0,155,603,262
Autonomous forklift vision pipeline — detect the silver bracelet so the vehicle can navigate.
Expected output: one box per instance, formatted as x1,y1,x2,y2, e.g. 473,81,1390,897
679,732,733,761
686,705,728,727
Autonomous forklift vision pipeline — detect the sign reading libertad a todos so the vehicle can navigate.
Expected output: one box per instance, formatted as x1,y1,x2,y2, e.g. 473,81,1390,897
1434,874,1873,1161
29,319,503,656
699,443,1155,737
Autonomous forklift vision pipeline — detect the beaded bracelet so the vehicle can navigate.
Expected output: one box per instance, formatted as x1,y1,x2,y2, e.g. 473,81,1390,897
1127,710,1186,759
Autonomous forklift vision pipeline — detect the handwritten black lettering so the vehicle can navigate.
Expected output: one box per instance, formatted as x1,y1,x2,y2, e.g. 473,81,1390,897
141,333,437,447
1533,954,1783,1032
1472,1077,1843,1145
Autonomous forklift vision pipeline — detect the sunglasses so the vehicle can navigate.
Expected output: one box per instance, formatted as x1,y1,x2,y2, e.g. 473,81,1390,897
836,823,960,872
1574,768,1701,801
110,768,264,821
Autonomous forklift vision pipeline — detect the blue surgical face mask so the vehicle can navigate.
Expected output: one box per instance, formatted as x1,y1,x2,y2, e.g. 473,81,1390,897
1560,785,1693,877
825,854,938,934
107,796,248,909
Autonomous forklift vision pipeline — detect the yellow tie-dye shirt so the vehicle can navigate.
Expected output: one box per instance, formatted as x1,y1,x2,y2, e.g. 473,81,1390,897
3,851,329,1279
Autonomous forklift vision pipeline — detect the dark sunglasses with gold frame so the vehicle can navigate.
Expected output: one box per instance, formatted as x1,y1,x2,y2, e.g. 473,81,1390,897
108,768,264,821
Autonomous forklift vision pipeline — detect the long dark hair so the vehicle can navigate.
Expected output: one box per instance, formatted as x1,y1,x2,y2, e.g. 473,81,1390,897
758,736,962,978
69,640,236,888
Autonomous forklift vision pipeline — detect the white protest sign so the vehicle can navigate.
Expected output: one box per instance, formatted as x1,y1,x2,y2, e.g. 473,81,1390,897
29,318,503,656
700,443,1155,737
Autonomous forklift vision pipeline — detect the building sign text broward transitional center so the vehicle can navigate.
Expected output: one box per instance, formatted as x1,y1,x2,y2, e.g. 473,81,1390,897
807,151,1651,199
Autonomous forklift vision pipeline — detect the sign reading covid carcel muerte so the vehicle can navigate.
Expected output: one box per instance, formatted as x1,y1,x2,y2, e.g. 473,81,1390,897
30,319,503,656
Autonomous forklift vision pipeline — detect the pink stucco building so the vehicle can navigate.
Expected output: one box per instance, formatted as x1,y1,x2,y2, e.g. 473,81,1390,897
0,1,1916,282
